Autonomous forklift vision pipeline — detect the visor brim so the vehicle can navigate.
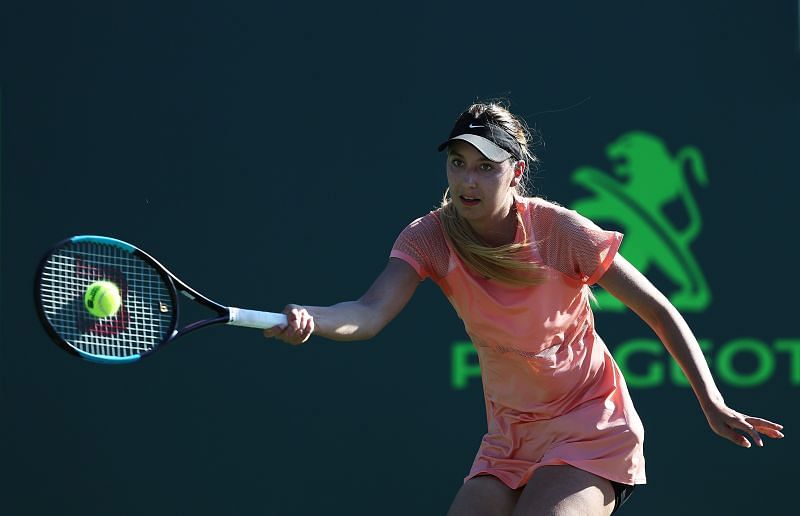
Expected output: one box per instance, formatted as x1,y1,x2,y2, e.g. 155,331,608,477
437,134,513,162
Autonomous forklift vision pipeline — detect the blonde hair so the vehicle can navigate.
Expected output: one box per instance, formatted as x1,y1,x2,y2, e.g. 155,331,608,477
439,102,547,287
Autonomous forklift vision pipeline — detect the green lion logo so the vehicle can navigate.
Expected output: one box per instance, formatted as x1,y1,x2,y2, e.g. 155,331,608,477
570,131,711,311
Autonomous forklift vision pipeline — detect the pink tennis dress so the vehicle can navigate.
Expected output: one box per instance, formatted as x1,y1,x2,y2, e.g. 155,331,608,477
390,196,646,488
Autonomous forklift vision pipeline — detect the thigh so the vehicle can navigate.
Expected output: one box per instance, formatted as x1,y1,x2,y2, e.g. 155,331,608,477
512,465,616,516
446,475,522,516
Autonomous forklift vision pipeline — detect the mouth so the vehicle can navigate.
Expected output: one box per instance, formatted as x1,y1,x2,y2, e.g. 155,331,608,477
459,195,481,207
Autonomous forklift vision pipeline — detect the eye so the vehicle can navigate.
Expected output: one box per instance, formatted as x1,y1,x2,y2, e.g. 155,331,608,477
480,163,494,172
450,158,464,167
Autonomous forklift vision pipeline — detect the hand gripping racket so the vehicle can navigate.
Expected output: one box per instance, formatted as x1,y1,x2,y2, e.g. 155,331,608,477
35,235,288,363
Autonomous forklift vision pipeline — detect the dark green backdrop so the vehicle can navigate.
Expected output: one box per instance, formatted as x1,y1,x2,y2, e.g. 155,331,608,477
2,1,798,514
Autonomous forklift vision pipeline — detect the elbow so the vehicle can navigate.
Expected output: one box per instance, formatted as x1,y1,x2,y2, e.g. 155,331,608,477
338,318,380,340
341,320,382,341
333,324,375,341
648,300,679,335
356,314,385,342
328,315,380,341
359,326,381,341
353,298,389,341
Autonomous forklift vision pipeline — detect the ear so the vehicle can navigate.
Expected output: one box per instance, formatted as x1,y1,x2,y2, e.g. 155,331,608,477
509,160,525,187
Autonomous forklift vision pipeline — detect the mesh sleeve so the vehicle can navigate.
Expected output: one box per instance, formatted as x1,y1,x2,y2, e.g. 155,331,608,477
531,200,623,285
390,212,450,281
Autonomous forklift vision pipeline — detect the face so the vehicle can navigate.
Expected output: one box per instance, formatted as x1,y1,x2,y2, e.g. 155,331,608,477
446,140,524,223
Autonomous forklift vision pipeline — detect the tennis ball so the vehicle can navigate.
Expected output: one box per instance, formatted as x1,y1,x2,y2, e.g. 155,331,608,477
84,280,122,318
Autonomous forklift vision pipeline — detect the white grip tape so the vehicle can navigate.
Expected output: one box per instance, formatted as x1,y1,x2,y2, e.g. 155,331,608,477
227,307,287,329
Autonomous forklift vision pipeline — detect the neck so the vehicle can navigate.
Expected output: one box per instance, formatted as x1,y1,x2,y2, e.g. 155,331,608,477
469,194,518,247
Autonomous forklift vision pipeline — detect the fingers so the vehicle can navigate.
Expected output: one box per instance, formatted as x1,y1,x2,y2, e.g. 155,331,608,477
714,419,757,448
262,324,288,339
737,421,763,448
262,305,314,345
262,324,285,338
286,306,314,344
717,414,785,448
746,417,783,431
707,405,785,448
728,431,753,449
746,417,785,439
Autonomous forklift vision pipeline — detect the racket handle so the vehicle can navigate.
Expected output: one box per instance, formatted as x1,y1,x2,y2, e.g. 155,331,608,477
227,307,288,329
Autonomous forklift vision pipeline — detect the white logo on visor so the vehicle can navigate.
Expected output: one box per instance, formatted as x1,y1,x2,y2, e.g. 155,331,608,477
469,124,485,129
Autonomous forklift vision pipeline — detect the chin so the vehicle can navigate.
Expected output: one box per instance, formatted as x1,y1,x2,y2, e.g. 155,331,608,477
452,203,482,220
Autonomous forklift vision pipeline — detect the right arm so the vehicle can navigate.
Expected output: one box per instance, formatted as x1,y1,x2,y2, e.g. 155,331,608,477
264,257,421,344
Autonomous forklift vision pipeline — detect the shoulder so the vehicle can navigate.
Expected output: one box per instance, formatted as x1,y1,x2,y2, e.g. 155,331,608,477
523,196,591,230
397,209,445,238
524,195,573,215
392,208,450,280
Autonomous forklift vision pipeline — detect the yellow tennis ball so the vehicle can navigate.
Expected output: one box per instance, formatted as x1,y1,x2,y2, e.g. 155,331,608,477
84,281,122,318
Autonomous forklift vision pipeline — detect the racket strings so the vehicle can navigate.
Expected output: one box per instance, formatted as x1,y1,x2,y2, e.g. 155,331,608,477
39,241,174,359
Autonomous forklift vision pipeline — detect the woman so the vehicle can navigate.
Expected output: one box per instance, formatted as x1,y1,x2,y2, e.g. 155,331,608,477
264,102,784,515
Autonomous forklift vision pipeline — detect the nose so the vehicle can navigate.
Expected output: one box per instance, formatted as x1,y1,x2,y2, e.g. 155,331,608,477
462,167,479,187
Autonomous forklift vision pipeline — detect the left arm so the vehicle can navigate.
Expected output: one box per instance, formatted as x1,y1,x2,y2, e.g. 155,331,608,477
597,253,784,448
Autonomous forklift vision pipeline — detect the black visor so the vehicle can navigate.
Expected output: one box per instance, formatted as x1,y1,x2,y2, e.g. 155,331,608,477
437,112,522,162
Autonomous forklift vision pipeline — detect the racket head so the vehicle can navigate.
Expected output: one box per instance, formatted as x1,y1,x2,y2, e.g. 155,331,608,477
35,235,179,363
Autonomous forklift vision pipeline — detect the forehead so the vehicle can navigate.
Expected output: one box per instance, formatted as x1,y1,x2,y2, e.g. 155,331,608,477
447,140,494,161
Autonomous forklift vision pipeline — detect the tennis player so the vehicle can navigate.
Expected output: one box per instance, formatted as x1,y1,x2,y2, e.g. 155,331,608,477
264,102,784,515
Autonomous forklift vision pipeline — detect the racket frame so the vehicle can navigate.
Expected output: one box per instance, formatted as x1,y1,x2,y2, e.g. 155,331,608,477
35,235,235,363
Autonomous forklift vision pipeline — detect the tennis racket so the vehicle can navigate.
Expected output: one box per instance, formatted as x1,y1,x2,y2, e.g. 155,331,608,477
35,235,287,364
